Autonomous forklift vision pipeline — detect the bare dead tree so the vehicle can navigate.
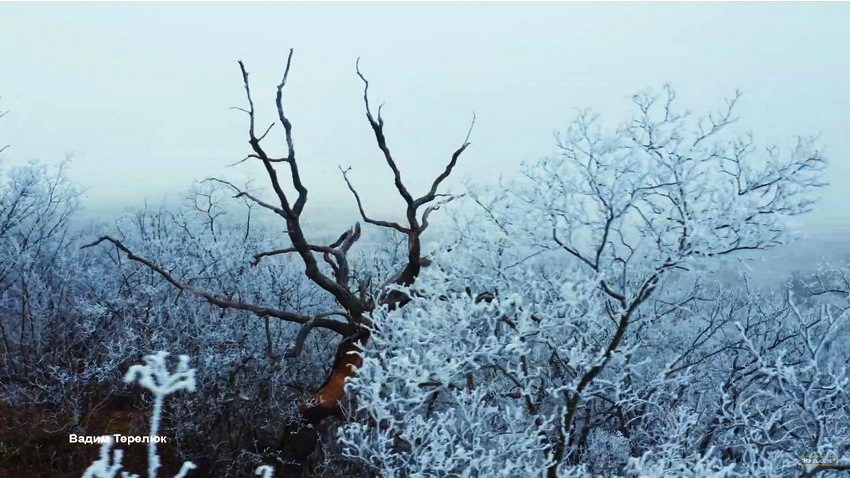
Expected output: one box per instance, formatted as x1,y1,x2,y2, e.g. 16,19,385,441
83,49,472,476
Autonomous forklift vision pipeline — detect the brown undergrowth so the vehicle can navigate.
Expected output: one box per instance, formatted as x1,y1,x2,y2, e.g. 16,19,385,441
0,394,184,478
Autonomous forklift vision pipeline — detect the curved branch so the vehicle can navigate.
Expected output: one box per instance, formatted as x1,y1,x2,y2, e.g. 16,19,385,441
251,244,332,267
356,59,415,208
205,178,286,218
415,112,475,208
340,166,409,233
285,310,352,358
237,60,295,217
81,236,353,336
421,194,459,232
276,49,308,215
353,61,472,309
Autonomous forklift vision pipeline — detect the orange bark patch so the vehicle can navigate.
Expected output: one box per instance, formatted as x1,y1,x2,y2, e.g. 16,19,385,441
300,333,369,424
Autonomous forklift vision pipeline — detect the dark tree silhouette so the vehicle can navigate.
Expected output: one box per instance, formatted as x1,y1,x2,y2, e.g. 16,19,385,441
84,49,472,476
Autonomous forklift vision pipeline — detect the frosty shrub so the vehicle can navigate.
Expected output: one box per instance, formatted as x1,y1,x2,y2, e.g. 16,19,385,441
82,352,197,478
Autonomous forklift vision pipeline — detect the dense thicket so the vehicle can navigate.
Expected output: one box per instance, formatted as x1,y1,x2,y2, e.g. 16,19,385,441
1,81,847,478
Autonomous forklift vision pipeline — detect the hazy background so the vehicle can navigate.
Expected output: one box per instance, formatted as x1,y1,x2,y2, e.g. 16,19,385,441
1,2,848,274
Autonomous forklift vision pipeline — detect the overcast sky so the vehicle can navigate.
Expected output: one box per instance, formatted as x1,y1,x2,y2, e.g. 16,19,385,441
1,2,848,240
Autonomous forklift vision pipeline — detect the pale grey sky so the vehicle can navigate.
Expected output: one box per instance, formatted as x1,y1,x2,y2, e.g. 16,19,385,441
1,2,848,236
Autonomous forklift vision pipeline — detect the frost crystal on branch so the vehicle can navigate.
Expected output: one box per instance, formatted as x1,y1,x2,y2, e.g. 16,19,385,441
82,352,198,478
124,351,197,396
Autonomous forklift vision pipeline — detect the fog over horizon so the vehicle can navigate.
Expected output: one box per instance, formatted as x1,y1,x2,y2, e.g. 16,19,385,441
1,2,848,276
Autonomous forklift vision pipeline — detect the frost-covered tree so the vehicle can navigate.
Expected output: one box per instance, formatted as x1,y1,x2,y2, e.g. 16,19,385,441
339,86,842,477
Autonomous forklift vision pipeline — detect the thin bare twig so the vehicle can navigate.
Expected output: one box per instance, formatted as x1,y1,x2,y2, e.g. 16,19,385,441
340,166,409,233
